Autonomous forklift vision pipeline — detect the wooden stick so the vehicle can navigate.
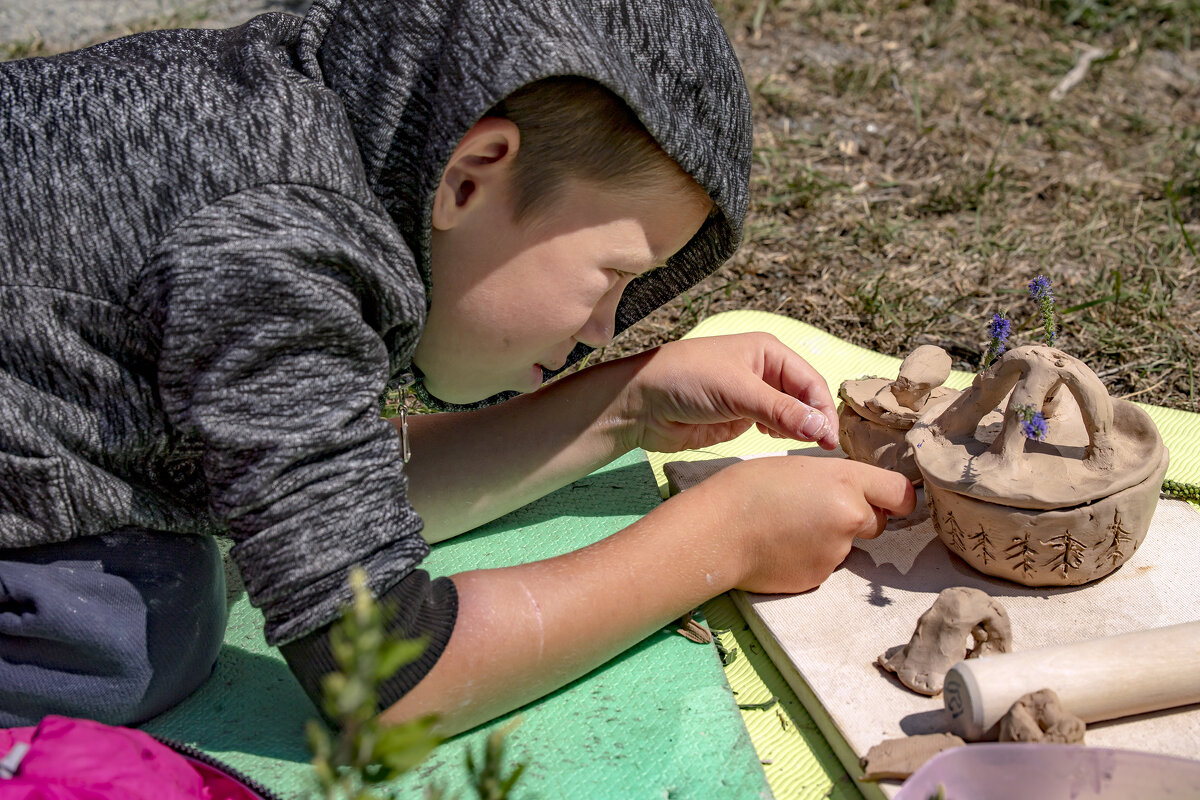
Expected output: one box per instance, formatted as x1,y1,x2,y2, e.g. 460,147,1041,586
944,621,1200,741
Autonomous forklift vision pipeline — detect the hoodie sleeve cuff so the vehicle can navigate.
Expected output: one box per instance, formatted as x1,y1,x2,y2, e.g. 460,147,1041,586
279,569,458,724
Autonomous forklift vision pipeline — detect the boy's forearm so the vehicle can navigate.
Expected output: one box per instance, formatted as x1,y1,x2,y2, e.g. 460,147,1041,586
399,355,648,543
378,480,742,735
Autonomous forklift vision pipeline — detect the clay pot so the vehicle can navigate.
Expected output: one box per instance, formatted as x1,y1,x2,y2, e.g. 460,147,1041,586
908,345,1169,587
838,345,958,483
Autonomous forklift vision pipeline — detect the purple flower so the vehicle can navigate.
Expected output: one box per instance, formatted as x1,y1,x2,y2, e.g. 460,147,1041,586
1028,275,1054,302
1014,403,1048,441
982,312,1011,368
1028,274,1058,345
988,313,1011,341
1021,413,1048,441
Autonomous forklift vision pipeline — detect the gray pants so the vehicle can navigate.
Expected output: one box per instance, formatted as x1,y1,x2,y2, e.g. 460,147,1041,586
0,529,228,726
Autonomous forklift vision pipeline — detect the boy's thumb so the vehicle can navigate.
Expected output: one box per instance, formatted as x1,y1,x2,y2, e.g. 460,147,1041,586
743,384,831,443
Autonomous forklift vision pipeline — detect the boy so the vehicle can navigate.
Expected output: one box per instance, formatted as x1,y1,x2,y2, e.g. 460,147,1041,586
0,0,914,733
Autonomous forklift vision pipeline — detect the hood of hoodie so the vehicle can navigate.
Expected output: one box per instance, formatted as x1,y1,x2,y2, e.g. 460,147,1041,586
296,0,752,406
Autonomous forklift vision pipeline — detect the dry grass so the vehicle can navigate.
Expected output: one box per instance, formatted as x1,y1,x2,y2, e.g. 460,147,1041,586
7,0,1198,410
601,0,1200,412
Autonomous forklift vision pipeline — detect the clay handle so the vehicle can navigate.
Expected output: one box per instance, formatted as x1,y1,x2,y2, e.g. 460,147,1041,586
943,621,1200,741
936,345,1116,471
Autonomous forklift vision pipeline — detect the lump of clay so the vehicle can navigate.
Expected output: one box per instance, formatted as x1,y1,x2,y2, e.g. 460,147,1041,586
999,688,1085,744
909,345,1170,587
878,586,1012,696
838,345,957,483
859,733,965,782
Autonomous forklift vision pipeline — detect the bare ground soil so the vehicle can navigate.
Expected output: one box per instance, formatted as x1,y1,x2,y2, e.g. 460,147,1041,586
604,0,1200,413
6,0,1198,410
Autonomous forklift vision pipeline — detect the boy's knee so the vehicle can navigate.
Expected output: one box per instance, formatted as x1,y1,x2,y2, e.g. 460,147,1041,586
0,530,228,726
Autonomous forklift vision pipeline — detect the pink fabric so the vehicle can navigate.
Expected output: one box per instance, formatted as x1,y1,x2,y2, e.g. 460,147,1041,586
0,717,256,799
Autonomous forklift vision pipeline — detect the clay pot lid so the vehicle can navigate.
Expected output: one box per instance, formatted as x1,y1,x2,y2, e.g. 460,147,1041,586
840,345,956,430
909,345,1166,510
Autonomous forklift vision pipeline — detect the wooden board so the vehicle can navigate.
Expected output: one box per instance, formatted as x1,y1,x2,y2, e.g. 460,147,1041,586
734,495,1200,799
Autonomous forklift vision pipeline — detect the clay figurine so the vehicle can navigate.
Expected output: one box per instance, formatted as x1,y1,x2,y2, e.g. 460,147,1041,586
998,688,1085,744
909,345,1169,586
837,345,957,483
860,732,966,781
878,587,1012,696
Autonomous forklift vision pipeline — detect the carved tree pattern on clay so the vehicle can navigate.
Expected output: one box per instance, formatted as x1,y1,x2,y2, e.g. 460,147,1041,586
1005,532,1038,577
1102,510,1135,566
941,510,968,552
1043,530,1086,578
967,524,998,565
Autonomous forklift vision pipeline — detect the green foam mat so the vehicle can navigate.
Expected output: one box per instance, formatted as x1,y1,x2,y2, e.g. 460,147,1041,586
648,309,1200,800
141,449,772,799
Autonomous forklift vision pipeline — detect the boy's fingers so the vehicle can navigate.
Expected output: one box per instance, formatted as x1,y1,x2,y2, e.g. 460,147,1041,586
770,399,837,449
779,397,838,450
859,504,890,540
735,383,832,445
759,348,839,447
857,465,917,518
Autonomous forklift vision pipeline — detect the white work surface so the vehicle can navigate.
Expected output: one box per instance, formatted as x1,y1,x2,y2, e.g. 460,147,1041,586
733,495,1200,800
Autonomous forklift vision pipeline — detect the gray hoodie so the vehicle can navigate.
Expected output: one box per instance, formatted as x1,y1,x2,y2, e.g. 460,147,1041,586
0,0,751,702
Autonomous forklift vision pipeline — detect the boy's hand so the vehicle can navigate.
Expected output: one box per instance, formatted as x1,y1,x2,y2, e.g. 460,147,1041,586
700,455,915,595
620,333,840,454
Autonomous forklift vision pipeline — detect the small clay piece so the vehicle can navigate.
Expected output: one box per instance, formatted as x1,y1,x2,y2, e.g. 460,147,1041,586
837,345,957,482
909,345,1170,586
878,587,1012,696
887,346,954,413
674,610,713,644
859,733,966,781
998,688,1086,744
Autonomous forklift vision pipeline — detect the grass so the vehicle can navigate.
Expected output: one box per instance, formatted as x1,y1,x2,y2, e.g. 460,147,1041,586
1,4,215,59
5,0,1197,411
616,0,1200,412
1,37,51,60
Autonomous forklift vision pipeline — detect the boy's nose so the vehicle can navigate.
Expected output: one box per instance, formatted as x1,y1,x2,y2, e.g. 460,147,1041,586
574,293,621,349
574,315,614,349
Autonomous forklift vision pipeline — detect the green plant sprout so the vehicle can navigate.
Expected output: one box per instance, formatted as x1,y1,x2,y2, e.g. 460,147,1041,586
307,567,441,800
1162,479,1200,505
307,568,527,800
464,722,527,800
1027,274,1058,345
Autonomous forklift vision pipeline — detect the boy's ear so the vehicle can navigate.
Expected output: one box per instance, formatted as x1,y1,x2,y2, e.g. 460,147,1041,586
432,117,520,231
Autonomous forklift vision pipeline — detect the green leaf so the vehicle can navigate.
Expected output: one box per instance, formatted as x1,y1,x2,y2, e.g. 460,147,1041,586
499,763,527,794
375,637,428,681
372,717,442,773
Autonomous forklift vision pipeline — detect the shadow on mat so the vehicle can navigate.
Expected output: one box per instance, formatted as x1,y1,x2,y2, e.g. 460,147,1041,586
430,460,661,556
143,644,316,764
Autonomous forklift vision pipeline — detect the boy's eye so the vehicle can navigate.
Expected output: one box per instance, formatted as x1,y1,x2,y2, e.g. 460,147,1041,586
611,265,663,281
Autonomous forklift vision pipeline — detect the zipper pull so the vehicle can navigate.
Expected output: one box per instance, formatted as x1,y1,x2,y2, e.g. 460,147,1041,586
0,742,29,779
396,373,415,464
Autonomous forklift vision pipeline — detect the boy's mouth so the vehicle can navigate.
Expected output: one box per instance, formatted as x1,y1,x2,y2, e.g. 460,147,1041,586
537,351,572,372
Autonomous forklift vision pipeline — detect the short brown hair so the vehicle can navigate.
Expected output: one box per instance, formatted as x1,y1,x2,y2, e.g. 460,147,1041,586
486,77,710,223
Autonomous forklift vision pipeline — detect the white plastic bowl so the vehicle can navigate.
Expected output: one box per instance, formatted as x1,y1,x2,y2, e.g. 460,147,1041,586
893,743,1200,800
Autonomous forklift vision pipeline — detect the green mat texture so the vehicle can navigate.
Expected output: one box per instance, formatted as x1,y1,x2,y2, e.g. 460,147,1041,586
142,449,772,800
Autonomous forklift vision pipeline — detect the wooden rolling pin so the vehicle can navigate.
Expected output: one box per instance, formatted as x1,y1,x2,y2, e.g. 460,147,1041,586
943,621,1200,741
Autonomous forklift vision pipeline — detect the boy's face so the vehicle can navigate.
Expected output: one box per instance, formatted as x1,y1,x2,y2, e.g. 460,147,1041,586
415,178,710,404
